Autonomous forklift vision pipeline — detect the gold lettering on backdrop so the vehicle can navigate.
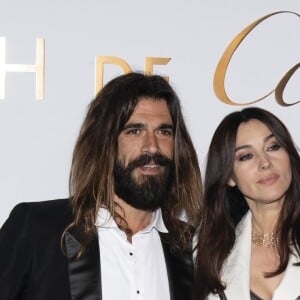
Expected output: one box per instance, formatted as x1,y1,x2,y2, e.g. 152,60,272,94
0,37,45,100
213,11,300,106
95,56,171,95
275,62,300,106
144,57,171,81
95,56,131,95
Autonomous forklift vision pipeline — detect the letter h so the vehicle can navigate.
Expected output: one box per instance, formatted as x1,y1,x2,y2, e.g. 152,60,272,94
0,37,45,100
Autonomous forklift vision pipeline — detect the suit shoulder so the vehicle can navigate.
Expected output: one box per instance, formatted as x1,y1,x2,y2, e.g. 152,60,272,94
7,198,73,230
12,198,71,213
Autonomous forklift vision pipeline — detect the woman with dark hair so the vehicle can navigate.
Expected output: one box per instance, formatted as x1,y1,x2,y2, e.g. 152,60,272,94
194,107,300,300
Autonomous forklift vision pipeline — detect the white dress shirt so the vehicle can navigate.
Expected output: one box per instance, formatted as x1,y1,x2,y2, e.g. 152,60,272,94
96,208,170,300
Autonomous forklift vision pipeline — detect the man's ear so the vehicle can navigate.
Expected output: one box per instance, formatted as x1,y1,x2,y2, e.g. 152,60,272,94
227,177,236,187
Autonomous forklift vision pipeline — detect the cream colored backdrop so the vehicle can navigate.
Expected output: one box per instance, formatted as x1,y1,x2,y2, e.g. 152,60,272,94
1,0,299,225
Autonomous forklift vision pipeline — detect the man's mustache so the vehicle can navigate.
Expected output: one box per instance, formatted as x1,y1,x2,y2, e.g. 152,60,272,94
127,153,172,170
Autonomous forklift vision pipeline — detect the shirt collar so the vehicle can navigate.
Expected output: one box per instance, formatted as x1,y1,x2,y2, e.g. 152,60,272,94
96,207,168,233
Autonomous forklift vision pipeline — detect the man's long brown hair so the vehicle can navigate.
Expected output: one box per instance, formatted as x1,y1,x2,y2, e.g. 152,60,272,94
65,72,202,255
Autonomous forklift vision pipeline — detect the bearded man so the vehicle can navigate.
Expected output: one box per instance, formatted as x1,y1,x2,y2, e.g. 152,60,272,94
0,72,202,300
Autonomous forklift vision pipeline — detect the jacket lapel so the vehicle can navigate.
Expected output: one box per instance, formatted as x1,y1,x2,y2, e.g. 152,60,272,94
221,212,252,300
65,231,102,300
273,252,300,299
159,232,194,300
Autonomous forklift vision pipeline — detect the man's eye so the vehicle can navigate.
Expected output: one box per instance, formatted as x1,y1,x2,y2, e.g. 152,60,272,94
126,128,141,135
158,129,173,136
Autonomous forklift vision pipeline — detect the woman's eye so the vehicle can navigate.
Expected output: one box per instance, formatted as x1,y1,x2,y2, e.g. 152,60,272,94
267,143,281,151
238,153,253,161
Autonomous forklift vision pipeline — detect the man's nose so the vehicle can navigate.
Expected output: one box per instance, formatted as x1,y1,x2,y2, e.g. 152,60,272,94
141,132,160,154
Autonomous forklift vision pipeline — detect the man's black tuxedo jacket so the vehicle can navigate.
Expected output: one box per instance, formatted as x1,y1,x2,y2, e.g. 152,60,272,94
0,199,194,300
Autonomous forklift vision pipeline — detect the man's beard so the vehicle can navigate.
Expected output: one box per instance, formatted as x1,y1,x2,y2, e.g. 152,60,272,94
113,153,174,211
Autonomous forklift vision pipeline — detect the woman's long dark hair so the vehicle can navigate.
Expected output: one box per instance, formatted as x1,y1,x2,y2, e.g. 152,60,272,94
64,72,202,255
194,107,300,299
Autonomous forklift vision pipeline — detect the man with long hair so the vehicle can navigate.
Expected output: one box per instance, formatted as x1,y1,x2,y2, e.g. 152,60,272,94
0,72,202,300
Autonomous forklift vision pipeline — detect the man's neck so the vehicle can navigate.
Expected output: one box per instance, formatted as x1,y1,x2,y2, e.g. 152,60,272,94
113,196,154,242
